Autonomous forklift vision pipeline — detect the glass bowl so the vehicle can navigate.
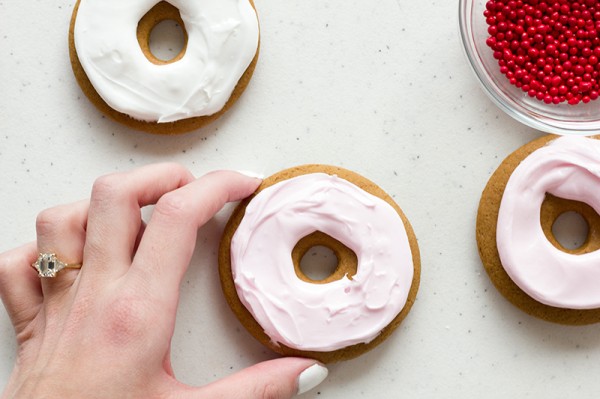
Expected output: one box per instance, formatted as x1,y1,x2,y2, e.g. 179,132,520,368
459,0,600,135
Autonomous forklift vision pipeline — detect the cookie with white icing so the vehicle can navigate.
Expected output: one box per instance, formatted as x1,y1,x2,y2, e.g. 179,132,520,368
69,0,260,134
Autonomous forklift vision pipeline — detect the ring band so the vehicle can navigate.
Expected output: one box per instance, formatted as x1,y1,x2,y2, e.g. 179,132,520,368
31,253,82,278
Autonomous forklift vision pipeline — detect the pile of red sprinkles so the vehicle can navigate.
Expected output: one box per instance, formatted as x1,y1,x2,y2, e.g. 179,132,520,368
484,0,600,105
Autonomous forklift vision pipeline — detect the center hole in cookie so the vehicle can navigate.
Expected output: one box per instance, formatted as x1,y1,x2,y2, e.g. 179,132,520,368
137,2,188,64
300,246,339,281
551,211,589,250
149,19,186,61
291,231,358,284
540,194,600,254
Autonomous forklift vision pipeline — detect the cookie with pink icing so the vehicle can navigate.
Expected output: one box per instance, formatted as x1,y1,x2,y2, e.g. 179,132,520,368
219,165,420,363
477,135,600,324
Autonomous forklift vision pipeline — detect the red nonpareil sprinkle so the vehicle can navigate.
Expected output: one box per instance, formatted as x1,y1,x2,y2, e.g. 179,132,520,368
484,0,600,105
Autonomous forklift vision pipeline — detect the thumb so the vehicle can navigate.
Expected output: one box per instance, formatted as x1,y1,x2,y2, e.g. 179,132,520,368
179,357,328,399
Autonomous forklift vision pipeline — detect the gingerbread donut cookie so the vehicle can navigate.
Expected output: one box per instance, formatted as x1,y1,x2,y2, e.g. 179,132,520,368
477,135,600,325
219,165,420,363
69,0,260,134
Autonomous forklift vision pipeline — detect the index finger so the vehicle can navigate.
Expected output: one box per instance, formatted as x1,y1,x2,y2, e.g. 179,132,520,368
129,171,261,301
81,163,195,281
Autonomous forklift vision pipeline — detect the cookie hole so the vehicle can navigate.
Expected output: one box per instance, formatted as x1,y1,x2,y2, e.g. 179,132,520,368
552,211,589,250
148,19,186,62
137,1,188,65
540,194,600,254
299,246,339,281
291,231,358,284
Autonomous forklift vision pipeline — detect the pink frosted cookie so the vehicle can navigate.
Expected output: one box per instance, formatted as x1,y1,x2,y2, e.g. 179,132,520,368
219,165,420,363
477,135,600,324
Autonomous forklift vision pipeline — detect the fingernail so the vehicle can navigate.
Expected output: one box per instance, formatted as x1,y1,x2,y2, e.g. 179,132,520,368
236,170,264,179
297,363,328,395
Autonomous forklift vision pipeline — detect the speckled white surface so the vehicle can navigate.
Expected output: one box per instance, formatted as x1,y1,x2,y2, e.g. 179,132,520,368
1,1,600,398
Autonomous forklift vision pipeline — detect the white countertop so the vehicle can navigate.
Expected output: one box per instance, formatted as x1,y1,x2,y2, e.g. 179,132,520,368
2,1,599,398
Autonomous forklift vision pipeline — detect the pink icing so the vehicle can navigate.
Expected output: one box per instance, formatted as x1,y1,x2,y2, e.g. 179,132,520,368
230,173,415,352
497,136,600,309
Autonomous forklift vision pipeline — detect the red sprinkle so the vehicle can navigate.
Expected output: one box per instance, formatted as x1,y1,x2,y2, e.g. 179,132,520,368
484,0,600,105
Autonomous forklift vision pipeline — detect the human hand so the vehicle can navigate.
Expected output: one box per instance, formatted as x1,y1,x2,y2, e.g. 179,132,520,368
0,163,327,399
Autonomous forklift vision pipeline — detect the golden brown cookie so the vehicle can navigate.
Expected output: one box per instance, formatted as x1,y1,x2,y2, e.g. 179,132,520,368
219,165,421,363
68,0,260,135
476,134,600,325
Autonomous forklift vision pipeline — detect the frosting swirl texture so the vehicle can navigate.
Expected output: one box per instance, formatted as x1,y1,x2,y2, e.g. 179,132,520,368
230,173,414,351
497,136,600,309
74,0,259,123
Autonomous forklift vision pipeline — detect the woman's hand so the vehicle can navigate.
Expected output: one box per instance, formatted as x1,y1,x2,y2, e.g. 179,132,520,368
0,163,327,399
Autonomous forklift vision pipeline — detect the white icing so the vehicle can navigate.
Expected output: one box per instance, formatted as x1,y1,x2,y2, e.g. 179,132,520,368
230,173,415,352
74,0,259,122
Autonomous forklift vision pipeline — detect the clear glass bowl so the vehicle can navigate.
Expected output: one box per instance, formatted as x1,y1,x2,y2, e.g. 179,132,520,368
459,0,600,135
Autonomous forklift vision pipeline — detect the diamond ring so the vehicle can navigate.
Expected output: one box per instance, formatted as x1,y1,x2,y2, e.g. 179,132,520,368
31,253,82,278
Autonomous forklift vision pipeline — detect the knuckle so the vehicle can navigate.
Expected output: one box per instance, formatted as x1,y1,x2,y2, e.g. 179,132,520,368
91,174,121,199
0,246,34,295
35,207,67,235
0,251,13,272
101,294,151,346
153,192,189,221
0,253,13,289
162,162,193,180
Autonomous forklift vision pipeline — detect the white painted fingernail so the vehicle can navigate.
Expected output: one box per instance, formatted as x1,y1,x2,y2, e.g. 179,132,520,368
297,363,328,395
236,170,264,179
